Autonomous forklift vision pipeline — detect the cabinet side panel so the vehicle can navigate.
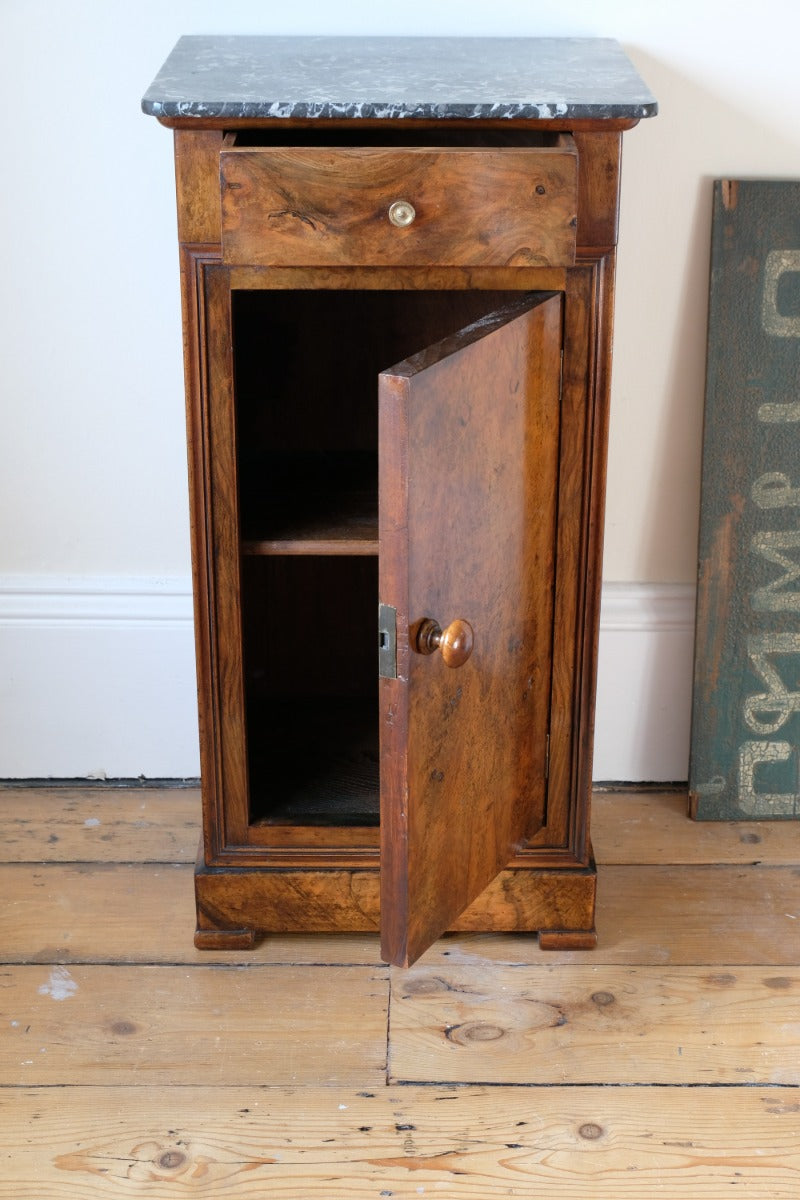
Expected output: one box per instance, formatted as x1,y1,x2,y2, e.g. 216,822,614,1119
543,255,614,861
180,248,223,858
182,258,251,856
202,267,251,848
579,253,615,836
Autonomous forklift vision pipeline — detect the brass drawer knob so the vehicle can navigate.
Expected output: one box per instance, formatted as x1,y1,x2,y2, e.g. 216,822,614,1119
414,618,474,668
388,199,416,228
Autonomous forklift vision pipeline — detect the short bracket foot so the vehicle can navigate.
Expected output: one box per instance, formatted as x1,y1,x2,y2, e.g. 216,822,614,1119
194,915,258,950
538,927,597,951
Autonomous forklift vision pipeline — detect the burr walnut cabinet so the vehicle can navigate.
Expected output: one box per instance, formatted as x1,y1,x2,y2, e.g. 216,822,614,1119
143,36,655,965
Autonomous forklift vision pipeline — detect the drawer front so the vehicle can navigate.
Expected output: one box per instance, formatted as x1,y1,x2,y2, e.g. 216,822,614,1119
220,144,578,269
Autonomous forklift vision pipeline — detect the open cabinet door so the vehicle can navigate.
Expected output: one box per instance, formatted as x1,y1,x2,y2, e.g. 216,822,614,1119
379,292,563,966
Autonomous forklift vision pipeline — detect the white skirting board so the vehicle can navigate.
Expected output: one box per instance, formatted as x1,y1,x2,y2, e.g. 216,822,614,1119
0,576,695,782
593,583,695,783
0,576,200,780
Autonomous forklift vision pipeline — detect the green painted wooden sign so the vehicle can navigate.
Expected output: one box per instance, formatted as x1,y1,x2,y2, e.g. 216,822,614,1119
690,179,800,820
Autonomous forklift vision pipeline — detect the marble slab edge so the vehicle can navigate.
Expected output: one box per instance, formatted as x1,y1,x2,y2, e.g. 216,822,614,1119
142,99,656,121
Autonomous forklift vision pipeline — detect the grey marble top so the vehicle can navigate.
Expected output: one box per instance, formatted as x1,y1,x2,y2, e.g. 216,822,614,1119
142,36,656,122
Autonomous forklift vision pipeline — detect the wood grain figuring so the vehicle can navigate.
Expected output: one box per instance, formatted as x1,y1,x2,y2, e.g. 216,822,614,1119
229,263,568,291
572,251,615,854
178,248,225,864
4,1085,799,1198
195,863,381,936
173,129,224,243
450,865,595,935
389,963,800,1085
0,965,387,1086
221,145,577,268
202,264,250,850
539,261,606,862
379,295,563,966
194,860,596,944
572,130,622,249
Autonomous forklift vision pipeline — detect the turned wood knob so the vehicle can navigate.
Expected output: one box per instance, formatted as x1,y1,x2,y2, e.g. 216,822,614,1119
414,618,474,667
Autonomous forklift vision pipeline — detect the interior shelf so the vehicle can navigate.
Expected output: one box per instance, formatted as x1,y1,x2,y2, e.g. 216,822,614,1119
239,450,378,556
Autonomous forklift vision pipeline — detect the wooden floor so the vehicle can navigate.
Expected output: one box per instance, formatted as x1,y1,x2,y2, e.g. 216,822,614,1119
2,785,800,1196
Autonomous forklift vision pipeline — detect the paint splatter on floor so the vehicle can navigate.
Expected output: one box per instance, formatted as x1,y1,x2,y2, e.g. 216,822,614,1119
38,967,78,1001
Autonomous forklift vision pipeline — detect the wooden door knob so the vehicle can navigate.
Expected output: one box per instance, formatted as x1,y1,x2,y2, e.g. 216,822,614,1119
414,617,474,667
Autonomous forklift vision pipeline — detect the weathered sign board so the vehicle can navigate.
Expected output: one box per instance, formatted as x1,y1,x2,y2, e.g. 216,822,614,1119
690,180,800,820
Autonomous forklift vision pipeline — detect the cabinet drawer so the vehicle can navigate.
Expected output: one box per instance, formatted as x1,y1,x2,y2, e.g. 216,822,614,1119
220,139,578,268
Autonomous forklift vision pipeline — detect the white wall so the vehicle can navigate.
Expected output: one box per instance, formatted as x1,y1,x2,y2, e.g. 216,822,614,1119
1,0,798,778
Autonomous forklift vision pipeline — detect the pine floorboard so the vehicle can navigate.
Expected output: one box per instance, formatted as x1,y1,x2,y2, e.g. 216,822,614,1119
1,784,799,1196
3,1085,800,1198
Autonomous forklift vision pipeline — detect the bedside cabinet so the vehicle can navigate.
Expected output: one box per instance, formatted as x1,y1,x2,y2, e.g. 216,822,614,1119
142,36,656,966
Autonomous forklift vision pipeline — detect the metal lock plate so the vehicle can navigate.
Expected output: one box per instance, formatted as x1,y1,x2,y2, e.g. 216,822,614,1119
378,603,397,679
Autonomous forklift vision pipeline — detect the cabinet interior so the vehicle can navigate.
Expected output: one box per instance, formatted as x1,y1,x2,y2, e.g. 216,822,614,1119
232,288,519,828
228,128,563,148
